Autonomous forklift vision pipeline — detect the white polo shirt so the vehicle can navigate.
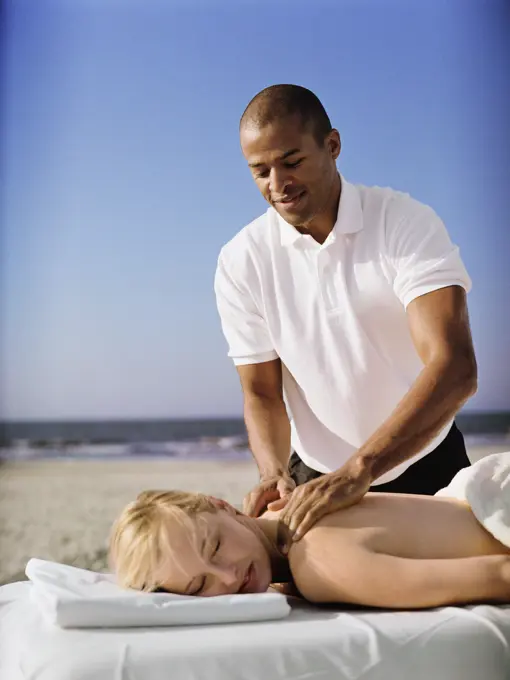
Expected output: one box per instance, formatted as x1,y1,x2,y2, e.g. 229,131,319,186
214,176,472,484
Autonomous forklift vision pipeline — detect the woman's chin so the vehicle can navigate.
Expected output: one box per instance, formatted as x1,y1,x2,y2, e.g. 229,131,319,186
247,559,272,594
259,565,274,593
254,578,272,594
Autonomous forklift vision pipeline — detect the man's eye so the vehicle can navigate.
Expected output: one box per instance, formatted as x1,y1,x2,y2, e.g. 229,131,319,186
256,170,269,179
285,159,302,168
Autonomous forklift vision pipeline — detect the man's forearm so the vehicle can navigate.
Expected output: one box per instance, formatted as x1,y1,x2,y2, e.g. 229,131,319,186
356,357,477,482
243,393,291,478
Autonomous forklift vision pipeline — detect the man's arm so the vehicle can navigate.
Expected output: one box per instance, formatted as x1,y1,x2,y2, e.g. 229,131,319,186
237,359,291,478
273,284,477,543
294,542,510,609
214,250,294,515
356,284,477,482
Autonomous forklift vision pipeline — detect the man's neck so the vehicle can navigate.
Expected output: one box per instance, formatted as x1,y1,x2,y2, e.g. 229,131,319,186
297,173,342,245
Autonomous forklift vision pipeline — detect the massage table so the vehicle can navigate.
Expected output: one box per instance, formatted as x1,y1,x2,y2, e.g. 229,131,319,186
1,579,509,680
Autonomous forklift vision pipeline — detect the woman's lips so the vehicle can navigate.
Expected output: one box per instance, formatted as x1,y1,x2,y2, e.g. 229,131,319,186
240,563,256,593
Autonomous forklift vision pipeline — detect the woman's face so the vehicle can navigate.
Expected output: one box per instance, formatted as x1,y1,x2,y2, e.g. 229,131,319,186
157,509,273,597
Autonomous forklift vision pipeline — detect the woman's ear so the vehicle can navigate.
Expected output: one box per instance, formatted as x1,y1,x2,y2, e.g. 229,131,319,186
207,496,238,516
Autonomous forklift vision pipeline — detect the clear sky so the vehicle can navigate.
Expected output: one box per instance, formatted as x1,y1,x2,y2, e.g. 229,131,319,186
1,0,509,420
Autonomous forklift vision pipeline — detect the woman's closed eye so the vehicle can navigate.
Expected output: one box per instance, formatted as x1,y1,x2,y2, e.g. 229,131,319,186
212,537,221,559
190,537,222,595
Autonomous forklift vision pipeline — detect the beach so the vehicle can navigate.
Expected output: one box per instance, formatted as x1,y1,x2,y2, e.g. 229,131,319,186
1,442,509,586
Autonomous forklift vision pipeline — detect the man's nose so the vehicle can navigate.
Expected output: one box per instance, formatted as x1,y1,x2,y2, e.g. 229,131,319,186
269,167,291,196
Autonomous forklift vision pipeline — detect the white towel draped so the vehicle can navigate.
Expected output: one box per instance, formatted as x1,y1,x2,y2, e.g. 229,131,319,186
435,451,510,548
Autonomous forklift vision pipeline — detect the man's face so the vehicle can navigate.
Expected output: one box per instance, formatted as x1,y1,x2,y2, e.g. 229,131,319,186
156,510,273,597
240,114,341,228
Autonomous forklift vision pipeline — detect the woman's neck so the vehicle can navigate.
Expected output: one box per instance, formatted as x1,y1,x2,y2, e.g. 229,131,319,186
237,510,292,583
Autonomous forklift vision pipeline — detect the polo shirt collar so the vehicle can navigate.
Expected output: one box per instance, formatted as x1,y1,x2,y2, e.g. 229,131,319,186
276,174,364,248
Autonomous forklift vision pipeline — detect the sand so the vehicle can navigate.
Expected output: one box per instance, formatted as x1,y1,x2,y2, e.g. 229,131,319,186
1,443,508,586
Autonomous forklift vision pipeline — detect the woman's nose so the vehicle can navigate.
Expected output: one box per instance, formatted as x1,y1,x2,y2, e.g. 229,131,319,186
212,563,239,588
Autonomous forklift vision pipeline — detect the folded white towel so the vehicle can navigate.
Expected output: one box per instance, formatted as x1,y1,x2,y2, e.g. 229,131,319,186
435,451,510,548
25,558,291,629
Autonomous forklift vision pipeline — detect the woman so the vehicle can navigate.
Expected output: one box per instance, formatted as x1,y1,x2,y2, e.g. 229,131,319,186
109,454,510,610
110,462,510,609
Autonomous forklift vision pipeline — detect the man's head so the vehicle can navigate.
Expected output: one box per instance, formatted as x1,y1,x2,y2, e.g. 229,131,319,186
109,490,273,596
240,84,341,228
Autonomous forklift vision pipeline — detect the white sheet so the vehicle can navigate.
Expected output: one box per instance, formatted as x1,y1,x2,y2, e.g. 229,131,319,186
1,581,509,680
25,558,290,628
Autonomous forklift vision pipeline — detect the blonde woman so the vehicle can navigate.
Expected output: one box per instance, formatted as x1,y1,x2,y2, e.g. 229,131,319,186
110,457,510,610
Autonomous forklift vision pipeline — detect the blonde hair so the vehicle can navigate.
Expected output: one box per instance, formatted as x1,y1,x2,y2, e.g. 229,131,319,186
109,490,218,592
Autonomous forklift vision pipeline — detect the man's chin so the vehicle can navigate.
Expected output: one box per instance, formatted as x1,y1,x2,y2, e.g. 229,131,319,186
275,207,309,227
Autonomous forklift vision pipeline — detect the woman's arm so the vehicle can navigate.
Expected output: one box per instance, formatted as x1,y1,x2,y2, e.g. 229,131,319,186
293,546,510,609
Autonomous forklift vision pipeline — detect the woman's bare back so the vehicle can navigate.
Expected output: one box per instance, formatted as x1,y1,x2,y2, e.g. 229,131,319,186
275,492,510,608
266,489,510,608
304,492,510,560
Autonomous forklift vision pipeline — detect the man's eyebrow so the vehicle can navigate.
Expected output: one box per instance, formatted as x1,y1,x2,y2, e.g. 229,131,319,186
248,148,302,168
184,533,208,595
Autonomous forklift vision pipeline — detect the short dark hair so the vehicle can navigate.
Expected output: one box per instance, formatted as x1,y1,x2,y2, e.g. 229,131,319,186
240,84,333,146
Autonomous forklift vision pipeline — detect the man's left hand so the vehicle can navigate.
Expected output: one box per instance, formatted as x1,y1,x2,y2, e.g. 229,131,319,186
270,457,373,550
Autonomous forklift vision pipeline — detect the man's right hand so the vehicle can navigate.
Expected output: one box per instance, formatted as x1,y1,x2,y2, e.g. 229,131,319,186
242,472,296,517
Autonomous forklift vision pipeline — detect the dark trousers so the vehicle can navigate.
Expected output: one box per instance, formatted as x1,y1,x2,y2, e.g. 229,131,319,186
288,422,470,496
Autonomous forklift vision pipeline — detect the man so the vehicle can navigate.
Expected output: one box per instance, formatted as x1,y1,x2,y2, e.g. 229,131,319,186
214,84,477,546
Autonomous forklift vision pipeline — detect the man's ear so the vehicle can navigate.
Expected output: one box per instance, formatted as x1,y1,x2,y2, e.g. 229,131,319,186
327,128,341,160
208,496,238,516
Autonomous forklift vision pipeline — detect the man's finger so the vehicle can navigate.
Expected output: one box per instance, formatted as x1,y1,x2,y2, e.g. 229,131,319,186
276,501,303,553
284,502,310,537
278,485,305,521
247,494,265,518
277,499,303,537
267,496,289,511
276,478,295,497
242,493,254,515
291,507,323,542
280,488,319,536
243,491,262,516
246,488,279,518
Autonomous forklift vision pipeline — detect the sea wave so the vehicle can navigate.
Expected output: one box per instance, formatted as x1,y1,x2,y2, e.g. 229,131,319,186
0,436,252,461
2,432,509,463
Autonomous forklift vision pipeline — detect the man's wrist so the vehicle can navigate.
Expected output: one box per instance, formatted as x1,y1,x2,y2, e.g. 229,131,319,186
259,463,287,480
346,451,377,484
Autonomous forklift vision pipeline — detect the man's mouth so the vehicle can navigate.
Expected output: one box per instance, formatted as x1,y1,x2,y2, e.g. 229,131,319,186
277,190,306,208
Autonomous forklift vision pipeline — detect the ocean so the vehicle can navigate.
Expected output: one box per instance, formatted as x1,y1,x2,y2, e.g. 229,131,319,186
0,412,509,461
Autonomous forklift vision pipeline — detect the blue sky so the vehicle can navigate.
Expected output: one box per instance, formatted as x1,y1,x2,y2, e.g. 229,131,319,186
1,0,509,420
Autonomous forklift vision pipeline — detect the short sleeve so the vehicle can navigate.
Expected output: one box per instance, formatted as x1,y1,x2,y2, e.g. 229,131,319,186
214,250,278,366
387,202,472,309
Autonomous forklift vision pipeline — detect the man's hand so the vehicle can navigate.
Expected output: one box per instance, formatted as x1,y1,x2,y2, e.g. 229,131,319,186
243,471,296,518
274,457,373,549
